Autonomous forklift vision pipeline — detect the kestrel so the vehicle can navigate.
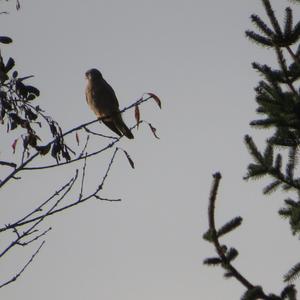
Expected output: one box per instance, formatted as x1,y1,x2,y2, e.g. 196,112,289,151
85,68,134,139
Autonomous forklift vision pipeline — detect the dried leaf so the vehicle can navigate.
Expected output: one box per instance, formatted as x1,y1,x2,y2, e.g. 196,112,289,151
12,138,18,153
27,133,37,147
147,92,161,109
51,141,61,159
1,108,5,120
20,119,30,129
76,132,80,145
23,135,29,149
0,36,13,44
26,85,40,97
16,80,28,97
19,75,34,82
0,91,7,100
12,70,18,78
27,94,36,101
35,105,44,112
49,122,57,136
26,109,38,121
36,144,51,155
148,123,160,139
62,149,71,161
1,99,11,110
10,120,17,130
134,105,140,129
5,57,15,73
123,149,135,169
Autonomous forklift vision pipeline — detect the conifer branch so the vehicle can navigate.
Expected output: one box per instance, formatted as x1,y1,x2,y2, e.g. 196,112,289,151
284,262,300,282
217,217,242,238
251,14,275,37
286,46,300,65
206,1,300,298
205,174,288,299
262,0,283,37
275,46,298,95
207,173,257,291
284,7,293,37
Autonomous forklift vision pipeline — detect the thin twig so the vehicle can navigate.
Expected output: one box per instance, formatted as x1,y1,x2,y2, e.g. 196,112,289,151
96,147,119,193
0,241,45,289
0,171,78,232
0,161,16,168
286,46,300,66
78,135,90,158
0,96,151,187
79,156,87,201
0,171,78,256
22,122,140,171
18,227,51,246
23,137,120,170
83,126,118,140
95,196,122,202
1,149,120,230
275,46,298,96
0,152,38,188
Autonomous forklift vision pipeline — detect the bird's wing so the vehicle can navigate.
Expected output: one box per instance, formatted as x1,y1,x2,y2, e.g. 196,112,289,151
100,79,120,111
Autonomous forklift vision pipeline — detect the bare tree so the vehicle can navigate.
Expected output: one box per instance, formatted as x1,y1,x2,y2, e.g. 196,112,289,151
0,2,161,287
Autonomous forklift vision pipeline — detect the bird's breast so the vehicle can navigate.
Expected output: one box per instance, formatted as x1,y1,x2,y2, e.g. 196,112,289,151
85,83,112,118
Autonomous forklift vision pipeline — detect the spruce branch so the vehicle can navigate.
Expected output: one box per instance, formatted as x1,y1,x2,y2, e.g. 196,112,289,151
281,284,297,300
286,46,300,65
262,0,283,37
246,30,273,47
284,7,293,38
251,14,275,37
217,217,243,238
203,174,286,299
244,135,265,165
275,46,298,95
206,173,257,291
263,180,281,194
284,262,300,282
203,257,222,266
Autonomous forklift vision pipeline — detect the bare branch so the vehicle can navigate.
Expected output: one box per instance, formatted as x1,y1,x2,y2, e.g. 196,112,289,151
0,161,17,168
0,241,45,289
0,171,79,232
0,95,152,188
1,148,121,231
79,156,87,201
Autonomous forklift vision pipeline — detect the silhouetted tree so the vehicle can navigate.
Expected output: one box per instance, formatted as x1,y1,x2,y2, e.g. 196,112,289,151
0,2,161,288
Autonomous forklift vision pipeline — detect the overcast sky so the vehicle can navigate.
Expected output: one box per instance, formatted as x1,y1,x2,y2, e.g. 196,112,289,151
1,0,300,299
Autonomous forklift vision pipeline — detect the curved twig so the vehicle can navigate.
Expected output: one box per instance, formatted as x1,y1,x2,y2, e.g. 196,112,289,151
208,173,270,299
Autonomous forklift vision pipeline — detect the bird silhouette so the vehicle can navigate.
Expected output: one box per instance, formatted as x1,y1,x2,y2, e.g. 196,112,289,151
85,68,134,139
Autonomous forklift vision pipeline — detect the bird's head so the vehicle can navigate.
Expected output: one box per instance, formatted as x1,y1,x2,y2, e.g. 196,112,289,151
85,68,103,81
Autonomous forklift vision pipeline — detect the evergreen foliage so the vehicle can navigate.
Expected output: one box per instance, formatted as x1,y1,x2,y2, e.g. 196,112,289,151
204,0,300,299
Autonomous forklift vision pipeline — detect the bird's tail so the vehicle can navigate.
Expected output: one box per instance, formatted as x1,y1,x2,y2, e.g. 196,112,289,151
119,123,134,139
116,115,134,139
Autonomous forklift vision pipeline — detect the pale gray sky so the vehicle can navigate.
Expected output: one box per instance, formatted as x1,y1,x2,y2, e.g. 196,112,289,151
0,0,300,299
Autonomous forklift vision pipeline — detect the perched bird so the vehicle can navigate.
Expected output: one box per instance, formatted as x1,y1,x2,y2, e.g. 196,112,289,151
85,68,134,139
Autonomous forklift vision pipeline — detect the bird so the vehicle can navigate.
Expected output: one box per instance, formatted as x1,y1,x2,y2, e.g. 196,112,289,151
85,68,134,139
